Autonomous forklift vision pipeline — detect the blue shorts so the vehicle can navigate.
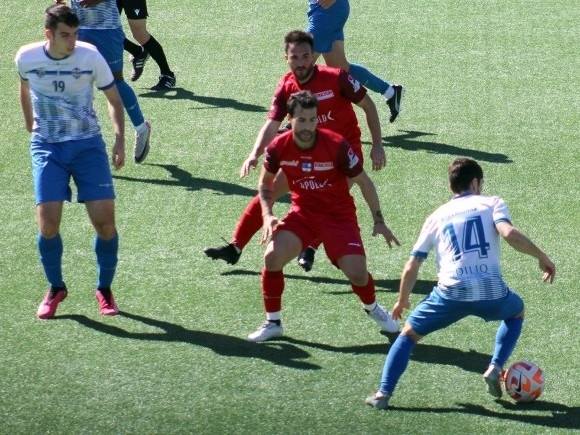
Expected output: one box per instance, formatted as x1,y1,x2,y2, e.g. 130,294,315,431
407,287,524,337
306,0,350,53
31,135,115,205
79,28,125,74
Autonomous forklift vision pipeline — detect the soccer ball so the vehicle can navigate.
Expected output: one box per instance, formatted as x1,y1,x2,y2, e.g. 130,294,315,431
504,361,545,402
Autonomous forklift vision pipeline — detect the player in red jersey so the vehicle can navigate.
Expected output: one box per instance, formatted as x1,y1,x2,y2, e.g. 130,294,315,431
204,30,385,271
247,90,400,342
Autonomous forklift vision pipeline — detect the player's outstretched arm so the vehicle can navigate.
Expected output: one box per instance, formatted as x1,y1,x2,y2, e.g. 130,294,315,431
240,120,281,178
18,79,33,133
356,94,385,171
103,85,125,170
393,257,422,319
496,221,556,283
258,167,279,244
352,170,400,248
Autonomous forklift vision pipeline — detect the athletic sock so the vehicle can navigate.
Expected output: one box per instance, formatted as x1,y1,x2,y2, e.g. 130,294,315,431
142,35,173,76
379,334,415,395
231,195,263,250
348,63,390,95
95,234,119,289
38,233,65,288
123,38,143,57
261,269,284,313
491,317,524,369
115,79,145,128
351,273,376,305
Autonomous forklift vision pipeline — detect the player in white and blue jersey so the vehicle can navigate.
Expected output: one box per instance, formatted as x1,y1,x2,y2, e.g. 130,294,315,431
366,157,556,410
15,4,125,319
306,0,404,123
67,0,151,163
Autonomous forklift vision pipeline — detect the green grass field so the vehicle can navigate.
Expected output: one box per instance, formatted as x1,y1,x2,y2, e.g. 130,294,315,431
1,1,578,433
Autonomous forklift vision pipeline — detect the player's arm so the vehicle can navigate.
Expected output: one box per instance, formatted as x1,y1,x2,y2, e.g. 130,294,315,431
351,170,400,248
102,85,126,170
258,166,279,244
496,221,556,283
18,79,33,133
240,119,281,178
394,256,423,319
355,94,386,171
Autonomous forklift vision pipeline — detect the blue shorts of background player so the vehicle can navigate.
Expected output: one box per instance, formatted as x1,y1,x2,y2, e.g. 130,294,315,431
31,135,115,205
306,0,349,54
407,287,524,336
79,28,125,74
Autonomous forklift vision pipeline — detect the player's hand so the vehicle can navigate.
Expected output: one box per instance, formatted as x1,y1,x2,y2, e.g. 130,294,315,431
240,155,259,178
54,0,66,4
372,222,400,248
539,256,556,283
260,215,279,244
369,145,386,171
391,299,410,320
111,140,125,170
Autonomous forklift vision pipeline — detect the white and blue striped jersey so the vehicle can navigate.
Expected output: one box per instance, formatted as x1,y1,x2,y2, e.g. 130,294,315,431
411,193,512,301
15,41,115,143
71,0,121,30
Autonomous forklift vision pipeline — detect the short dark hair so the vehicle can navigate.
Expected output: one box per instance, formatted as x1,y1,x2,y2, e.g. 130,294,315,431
284,30,314,53
45,4,79,32
287,90,318,117
448,157,484,193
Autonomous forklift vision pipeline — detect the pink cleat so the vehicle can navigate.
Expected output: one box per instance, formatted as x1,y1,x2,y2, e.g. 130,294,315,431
95,290,119,316
37,289,67,319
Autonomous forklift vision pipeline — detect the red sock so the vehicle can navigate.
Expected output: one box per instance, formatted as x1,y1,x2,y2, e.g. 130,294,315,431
351,273,376,305
231,195,263,250
261,269,284,313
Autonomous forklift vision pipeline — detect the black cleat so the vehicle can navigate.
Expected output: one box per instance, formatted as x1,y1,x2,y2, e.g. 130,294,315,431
204,243,241,265
151,74,176,91
386,84,404,123
297,246,316,272
130,50,149,82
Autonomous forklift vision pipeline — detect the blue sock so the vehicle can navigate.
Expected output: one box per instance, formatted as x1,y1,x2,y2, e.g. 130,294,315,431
379,334,416,395
491,317,524,369
116,79,145,128
38,234,65,288
349,63,390,95
95,234,119,289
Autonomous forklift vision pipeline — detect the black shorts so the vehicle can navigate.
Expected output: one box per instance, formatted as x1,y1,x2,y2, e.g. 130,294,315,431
117,0,149,19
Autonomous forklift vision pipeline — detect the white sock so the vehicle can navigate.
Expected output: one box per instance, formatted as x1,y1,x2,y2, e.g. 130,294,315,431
266,311,281,322
363,302,377,311
383,86,395,100
135,122,148,135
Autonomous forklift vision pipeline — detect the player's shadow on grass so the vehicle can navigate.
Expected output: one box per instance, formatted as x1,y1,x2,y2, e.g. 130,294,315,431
222,269,434,296
381,130,513,164
113,163,290,203
390,401,579,430
60,312,319,370
137,87,267,113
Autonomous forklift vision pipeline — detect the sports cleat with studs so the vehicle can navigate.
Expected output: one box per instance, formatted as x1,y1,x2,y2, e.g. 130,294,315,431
134,121,151,164
483,365,503,399
130,50,149,82
247,321,284,342
151,74,176,91
297,246,316,272
365,390,391,410
95,289,119,316
37,288,68,319
386,84,404,123
203,241,241,265
366,303,400,333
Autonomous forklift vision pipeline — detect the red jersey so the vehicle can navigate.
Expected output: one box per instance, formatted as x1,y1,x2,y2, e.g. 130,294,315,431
264,128,363,219
268,65,366,150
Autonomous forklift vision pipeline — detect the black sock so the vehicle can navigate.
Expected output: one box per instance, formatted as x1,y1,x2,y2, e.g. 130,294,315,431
142,35,173,76
123,38,143,57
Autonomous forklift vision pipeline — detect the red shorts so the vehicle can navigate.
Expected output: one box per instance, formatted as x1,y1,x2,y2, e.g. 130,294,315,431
275,210,365,266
